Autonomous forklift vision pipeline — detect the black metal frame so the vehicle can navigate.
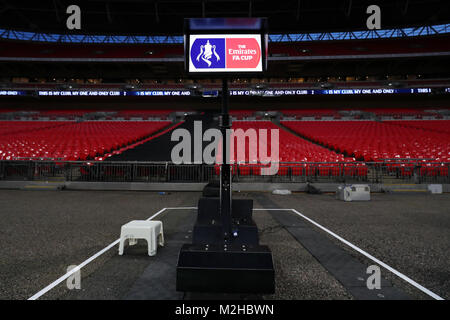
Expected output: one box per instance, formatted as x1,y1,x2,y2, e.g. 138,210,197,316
220,78,232,240
176,17,275,294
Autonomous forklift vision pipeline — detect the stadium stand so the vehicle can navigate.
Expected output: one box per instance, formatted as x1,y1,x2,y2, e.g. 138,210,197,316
386,120,450,135
278,108,445,120
0,121,69,136
0,109,177,121
269,36,450,57
282,120,450,162
4,79,450,91
281,109,341,119
362,108,431,118
2,36,449,60
0,121,171,161
230,121,366,177
231,121,348,162
0,42,183,59
282,120,450,177
230,110,255,119
115,110,172,120
0,110,448,179
38,110,93,117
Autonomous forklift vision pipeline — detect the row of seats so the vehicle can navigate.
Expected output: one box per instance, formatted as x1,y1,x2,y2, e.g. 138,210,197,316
0,121,170,161
38,110,92,117
1,119,448,179
281,109,339,116
270,37,450,57
221,121,367,176
0,121,68,136
1,108,446,120
115,110,172,117
281,108,443,120
230,121,351,163
386,120,450,136
282,120,450,162
281,109,341,120
364,108,430,116
3,36,449,59
2,109,173,119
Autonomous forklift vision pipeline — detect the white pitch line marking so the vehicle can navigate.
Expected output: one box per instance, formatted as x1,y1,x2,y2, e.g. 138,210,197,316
253,208,293,211
28,207,168,300
288,208,444,300
29,205,444,301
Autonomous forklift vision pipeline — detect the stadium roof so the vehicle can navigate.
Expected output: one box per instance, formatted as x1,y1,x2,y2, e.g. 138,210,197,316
0,0,449,36
1,24,450,44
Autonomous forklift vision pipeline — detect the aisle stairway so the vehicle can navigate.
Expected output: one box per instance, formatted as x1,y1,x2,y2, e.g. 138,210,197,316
110,114,220,162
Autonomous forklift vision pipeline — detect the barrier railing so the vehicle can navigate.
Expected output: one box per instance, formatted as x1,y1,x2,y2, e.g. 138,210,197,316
0,160,449,184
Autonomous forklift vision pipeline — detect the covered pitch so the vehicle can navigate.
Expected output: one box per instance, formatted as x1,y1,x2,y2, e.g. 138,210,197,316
0,190,447,300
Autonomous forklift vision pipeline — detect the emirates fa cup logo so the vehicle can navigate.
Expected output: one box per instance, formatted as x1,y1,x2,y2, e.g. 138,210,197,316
196,40,221,67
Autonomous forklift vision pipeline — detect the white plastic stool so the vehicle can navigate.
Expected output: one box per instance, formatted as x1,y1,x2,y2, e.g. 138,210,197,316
118,220,164,256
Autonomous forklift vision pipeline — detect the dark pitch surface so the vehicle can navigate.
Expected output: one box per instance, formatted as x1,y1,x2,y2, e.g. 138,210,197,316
252,192,450,300
0,190,197,300
0,190,448,300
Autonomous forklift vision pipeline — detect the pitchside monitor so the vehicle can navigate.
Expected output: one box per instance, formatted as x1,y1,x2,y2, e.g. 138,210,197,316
184,18,268,75
188,34,263,73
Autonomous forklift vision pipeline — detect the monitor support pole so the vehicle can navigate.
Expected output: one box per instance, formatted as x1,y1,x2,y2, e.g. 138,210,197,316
220,78,232,242
177,19,274,294
176,77,275,294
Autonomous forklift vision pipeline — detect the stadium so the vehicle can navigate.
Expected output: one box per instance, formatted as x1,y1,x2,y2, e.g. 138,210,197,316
0,0,449,305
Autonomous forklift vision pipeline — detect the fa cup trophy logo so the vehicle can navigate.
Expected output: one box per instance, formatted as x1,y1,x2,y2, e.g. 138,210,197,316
196,40,220,67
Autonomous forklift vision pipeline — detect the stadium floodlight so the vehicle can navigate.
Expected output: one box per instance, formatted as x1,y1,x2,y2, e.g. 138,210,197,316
176,18,275,295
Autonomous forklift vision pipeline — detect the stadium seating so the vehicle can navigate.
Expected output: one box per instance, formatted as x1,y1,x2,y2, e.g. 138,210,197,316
228,121,365,177
279,108,442,120
0,113,448,180
386,120,450,135
2,36,450,59
282,120,450,162
230,110,255,119
0,121,68,136
282,120,450,178
38,110,92,117
115,110,172,120
269,36,450,57
0,42,183,59
363,108,430,119
281,109,340,119
0,109,176,121
231,121,347,162
0,121,171,161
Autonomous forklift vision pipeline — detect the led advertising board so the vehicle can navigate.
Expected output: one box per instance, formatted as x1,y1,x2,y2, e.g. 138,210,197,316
5,87,443,98
188,34,263,73
0,90,26,96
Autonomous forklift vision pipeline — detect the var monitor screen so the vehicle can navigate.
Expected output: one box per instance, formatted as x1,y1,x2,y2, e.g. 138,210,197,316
188,34,263,73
